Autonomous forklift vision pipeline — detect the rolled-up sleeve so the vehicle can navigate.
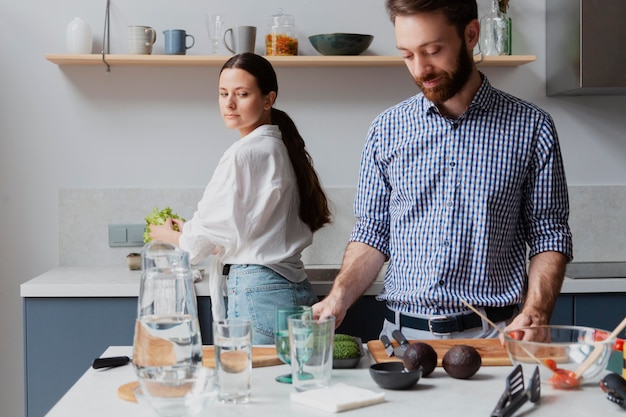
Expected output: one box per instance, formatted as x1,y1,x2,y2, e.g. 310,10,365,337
523,114,573,260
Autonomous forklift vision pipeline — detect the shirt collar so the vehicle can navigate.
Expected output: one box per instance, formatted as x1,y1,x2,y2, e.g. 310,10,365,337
419,72,495,118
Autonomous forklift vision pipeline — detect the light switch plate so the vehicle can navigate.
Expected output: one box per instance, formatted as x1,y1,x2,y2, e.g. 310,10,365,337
108,224,145,247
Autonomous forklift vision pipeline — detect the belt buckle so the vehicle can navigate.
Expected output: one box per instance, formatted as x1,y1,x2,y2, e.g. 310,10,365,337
428,315,451,336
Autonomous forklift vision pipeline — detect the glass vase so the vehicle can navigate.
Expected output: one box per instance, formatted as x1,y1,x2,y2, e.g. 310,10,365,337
480,0,510,56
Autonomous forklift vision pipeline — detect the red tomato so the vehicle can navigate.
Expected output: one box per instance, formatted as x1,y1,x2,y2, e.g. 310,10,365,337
544,359,558,371
549,368,580,389
614,338,624,351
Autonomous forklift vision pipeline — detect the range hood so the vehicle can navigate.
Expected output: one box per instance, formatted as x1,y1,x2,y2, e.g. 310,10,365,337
546,0,626,96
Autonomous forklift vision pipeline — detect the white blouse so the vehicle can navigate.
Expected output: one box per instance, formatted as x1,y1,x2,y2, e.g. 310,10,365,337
178,124,313,319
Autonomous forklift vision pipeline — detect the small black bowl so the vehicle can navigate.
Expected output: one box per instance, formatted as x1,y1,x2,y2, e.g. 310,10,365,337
369,362,422,390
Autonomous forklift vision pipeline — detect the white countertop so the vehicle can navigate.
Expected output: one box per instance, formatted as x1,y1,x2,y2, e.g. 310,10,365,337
44,346,625,417
20,266,626,298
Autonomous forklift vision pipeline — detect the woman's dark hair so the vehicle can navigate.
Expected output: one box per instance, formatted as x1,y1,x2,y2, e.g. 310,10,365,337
385,0,478,37
220,53,331,232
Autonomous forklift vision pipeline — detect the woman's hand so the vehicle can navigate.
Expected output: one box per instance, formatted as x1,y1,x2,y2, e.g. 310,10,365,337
148,218,184,246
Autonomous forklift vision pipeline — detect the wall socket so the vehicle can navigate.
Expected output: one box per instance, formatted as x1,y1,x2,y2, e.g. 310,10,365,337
108,224,146,247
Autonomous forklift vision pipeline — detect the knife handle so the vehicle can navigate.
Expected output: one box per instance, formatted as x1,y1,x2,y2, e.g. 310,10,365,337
380,334,392,347
392,329,409,346
92,356,131,369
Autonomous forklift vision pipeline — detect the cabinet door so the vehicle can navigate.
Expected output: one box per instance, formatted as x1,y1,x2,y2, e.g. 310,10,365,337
23,297,214,417
551,294,574,325
574,293,626,332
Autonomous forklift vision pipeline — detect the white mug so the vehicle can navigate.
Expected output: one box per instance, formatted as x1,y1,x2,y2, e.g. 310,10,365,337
128,26,157,55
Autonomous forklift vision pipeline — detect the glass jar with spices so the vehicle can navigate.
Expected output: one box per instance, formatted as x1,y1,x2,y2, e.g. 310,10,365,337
266,10,298,56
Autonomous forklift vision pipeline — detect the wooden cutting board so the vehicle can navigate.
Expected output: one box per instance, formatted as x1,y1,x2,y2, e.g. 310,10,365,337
118,346,283,402
367,338,512,366
201,345,283,368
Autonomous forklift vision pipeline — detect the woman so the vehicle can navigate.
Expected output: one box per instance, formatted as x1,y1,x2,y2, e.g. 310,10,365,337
149,53,331,344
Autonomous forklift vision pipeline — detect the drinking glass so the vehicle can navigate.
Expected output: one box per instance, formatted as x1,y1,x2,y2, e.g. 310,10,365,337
288,314,335,392
133,242,203,384
204,13,224,55
213,318,252,404
274,306,312,383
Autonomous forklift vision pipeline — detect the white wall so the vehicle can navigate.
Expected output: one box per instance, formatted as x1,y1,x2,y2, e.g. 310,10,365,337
1,1,625,416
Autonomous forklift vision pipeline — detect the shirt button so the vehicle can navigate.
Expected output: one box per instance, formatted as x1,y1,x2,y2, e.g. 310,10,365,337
443,240,450,247
438,279,445,286
447,201,453,207
452,123,459,130
450,161,455,167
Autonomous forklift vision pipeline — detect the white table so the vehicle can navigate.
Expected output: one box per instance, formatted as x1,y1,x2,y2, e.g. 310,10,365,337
44,346,625,417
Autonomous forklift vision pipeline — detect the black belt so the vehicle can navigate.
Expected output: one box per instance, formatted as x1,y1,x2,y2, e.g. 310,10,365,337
222,264,231,275
384,305,516,335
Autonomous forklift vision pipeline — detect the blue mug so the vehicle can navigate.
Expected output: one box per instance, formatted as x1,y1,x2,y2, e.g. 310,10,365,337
163,29,195,55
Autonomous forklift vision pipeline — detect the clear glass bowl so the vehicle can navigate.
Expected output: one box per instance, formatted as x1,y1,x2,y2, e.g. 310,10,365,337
504,325,616,386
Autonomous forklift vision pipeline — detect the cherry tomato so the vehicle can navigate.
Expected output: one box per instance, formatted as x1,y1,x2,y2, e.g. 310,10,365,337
549,368,580,389
614,338,624,352
544,359,558,371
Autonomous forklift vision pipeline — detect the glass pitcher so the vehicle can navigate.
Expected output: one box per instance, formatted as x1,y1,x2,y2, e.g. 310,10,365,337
133,242,203,381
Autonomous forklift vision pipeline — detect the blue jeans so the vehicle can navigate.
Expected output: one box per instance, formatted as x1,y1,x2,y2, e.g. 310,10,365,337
226,264,318,345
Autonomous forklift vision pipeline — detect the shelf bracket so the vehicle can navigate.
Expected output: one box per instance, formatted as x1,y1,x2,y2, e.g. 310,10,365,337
101,0,111,72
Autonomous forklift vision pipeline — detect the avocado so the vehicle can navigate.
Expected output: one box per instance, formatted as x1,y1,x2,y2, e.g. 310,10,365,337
402,342,438,377
442,344,482,379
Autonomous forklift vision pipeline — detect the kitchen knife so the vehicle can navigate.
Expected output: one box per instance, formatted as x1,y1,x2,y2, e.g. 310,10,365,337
92,356,131,369
391,329,410,358
380,334,395,357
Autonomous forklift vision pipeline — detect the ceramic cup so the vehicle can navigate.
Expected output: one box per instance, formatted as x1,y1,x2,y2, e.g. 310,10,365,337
223,25,256,54
163,29,195,55
128,26,157,55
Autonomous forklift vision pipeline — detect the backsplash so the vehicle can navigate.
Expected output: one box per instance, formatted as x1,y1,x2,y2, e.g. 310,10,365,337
59,186,626,267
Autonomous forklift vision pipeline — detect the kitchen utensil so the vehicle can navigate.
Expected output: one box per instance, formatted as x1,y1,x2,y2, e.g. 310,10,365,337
92,356,131,369
391,329,410,358
600,373,626,409
380,335,394,357
490,364,540,417
133,242,203,380
369,362,422,390
460,299,547,370
505,325,616,388
308,33,373,56
368,338,511,366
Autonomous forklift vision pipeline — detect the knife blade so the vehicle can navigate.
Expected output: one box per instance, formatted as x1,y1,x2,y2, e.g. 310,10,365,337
391,329,410,358
92,356,131,369
380,334,395,357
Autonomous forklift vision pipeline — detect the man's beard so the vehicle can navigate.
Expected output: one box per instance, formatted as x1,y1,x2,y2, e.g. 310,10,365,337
414,40,474,104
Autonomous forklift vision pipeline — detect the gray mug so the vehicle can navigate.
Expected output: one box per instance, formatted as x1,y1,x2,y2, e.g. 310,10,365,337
163,29,195,55
223,26,256,54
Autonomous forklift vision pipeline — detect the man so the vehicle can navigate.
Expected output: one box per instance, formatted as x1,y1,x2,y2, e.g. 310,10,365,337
313,0,573,339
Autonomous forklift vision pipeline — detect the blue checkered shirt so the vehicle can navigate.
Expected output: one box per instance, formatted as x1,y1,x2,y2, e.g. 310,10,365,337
350,76,573,316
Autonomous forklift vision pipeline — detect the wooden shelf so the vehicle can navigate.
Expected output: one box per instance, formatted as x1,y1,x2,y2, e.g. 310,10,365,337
45,54,536,68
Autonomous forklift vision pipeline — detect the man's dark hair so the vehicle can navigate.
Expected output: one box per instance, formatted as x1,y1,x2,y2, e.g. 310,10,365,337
385,0,478,37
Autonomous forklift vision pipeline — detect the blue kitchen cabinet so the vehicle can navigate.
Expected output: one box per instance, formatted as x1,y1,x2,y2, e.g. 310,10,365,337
22,297,215,417
573,294,626,332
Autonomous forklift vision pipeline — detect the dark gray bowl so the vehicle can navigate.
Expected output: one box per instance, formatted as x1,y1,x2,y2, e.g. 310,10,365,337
308,33,374,56
369,362,422,390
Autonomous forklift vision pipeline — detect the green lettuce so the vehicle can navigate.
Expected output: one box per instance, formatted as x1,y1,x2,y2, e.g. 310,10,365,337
143,207,185,243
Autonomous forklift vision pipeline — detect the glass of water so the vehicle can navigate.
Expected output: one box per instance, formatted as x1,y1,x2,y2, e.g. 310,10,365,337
133,242,203,384
274,306,312,383
204,13,224,55
213,318,252,403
